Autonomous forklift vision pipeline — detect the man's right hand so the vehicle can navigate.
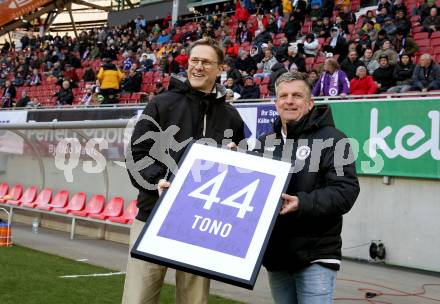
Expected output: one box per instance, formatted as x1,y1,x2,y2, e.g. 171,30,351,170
157,179,170,196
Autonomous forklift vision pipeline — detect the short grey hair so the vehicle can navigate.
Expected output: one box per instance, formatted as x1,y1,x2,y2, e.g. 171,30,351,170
420,53,432,60
275,71,311,98
356,66,367,73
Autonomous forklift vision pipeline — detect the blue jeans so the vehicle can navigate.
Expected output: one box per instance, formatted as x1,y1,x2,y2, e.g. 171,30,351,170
268,264,336,304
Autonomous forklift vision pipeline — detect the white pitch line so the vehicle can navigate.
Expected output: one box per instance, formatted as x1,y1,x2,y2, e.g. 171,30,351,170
59,271,126,278
76,259,88,262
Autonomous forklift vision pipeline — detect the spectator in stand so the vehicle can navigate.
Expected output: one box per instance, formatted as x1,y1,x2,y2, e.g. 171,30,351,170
335,0,350,12
373,30,388,52
358,21,379,42
350,66,378,94
333,15,349,34
312,19,326,37
339,6,357,24
411,53,440,91
423,7,440,37
360,48,380,75
139,53,154,72
282,0,293,19
387,53,415,93
392,0,407,16
55,80,74,105
122,66,142,93
376,7,391,25
16,91,31,108
341,51,366,80
80,86,94,105
382,17,398,41
312,58,350,97
287,44,306,72
29,68,42,86
83,67,96,82
162,55,181,75
224,39,239,59
303,34,320,57
1,80,16,107
378,0,393,14
225,61,243,85
392,29,419,56
157,30,171,45
235,0,250,22
255,49,278,78
269,63,289,95
324,28,347,58
63,63,80,84
236,23,253,44
240,76,261,99
235,50,257,76
175,48,189,69
122,54,134,71
224,77,242,94
373,54,396,92
310,4,324,21
307,69,320,88
419,0,439,21
284,15,302,41
275,38,290,63
373,40,398,65
97,58,124,104
322,17,333,38
394,9,411,33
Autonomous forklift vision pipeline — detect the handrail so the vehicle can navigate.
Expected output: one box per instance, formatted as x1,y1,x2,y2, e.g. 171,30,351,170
0,119,130,130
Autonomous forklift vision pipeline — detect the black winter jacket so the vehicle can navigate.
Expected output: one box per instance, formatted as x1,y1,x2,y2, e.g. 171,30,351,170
127,75,245,222
269,63,288,95
256,105,359,272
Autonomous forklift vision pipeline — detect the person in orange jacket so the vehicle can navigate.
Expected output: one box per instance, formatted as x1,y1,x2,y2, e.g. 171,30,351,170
350,66,378,95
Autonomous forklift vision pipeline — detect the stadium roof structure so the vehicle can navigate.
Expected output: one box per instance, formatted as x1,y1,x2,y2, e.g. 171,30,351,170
0,0,137,38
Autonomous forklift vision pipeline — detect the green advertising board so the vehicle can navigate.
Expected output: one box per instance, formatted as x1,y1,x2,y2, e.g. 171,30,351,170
330,99,440,179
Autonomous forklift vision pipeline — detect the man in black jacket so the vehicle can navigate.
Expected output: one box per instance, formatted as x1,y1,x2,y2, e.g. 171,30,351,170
341,50,366,80
239,76,261,99
257,72,359,303
123,38,245,304
373,54,396,92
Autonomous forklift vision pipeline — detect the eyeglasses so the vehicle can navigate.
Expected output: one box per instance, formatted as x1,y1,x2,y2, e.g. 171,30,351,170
188,57,218,68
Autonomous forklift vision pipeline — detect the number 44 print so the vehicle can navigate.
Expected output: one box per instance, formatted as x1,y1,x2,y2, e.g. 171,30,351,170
188,170,259,219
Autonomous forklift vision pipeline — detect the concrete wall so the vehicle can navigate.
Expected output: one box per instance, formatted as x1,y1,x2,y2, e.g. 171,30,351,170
108,0,190,27
342,176,440,272
2,153,440,272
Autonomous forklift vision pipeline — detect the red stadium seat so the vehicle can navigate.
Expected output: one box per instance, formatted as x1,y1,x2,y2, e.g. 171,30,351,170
22,188,52,209
431,32,440,39
108,200,138,224
254,77,261,85
0,184,23,203
53,192,86,214
431,38,440,47
89,196,124,220
414,32,429,40
7,186,37,206
0,182,8,198
37,190,69,211
70,194,105,217
260,85,269,98
415,39,430,47
261,76,270,85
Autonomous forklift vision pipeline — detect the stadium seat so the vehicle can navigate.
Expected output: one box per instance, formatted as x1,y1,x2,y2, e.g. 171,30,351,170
414,32,429,40
261,76,270,85
52,192,86,214
0,182,8,198
70,194,105,217
416,39,430,47
260,85,269,98
108,200,138,224
22,188,52,209
431,32,440,39
7,186,37,206
37,190,69,211
88,196,124,220
0,184,23,203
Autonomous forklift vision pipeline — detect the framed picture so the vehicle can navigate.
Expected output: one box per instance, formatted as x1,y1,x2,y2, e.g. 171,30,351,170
131,142,292,289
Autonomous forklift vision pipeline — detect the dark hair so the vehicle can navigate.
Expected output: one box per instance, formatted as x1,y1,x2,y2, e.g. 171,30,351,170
187,38,225,64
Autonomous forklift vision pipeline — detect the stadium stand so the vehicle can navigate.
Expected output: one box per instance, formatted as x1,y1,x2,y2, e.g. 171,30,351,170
1,0,440,105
